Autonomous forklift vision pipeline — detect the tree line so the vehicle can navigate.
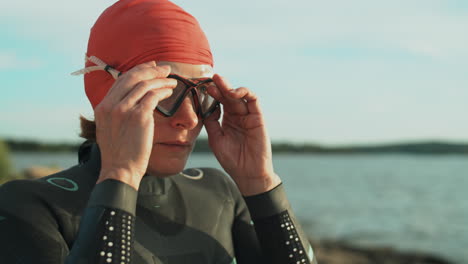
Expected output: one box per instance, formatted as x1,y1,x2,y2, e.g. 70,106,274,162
4,138,468,155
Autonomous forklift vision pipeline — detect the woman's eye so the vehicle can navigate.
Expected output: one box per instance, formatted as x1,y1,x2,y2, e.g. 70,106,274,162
198,85,208,93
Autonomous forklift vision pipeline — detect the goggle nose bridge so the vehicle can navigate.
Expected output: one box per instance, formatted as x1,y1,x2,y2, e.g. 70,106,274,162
156,74,218,119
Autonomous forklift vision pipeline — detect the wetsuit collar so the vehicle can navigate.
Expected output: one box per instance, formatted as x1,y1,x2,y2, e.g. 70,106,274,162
78,141,173,196
138,175,173,196
78,141,102,172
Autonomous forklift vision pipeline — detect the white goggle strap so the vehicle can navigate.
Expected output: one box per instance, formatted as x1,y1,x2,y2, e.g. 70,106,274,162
70,55,122,80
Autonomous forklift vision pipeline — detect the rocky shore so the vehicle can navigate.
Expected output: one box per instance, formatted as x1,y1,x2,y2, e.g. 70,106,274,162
311,240,454,264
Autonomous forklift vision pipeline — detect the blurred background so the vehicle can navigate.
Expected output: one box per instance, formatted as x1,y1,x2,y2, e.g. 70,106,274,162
1,0,467,263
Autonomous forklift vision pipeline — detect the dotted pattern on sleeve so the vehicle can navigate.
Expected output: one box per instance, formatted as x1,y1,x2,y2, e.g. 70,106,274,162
253,210,311,264
96,209,135,264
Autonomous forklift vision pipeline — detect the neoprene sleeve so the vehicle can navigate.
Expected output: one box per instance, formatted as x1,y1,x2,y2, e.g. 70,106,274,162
244,185,316,264
65,180,138,264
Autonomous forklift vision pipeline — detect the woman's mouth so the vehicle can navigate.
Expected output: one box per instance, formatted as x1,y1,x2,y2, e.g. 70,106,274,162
156,141,191,151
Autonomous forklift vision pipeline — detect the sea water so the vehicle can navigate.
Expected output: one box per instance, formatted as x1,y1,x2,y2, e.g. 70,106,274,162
9,152,468,263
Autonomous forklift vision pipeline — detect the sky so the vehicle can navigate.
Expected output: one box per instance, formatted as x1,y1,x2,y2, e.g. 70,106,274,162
1,0,467,145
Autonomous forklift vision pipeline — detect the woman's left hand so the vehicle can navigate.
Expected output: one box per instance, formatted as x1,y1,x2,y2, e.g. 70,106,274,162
204,74,281,196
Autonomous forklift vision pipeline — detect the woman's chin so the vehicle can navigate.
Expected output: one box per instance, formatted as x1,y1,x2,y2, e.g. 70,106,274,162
147,148,192,177
148,170,180,178
146,161,187,177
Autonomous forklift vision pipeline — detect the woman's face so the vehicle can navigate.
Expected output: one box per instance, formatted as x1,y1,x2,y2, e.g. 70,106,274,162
146,61,214,177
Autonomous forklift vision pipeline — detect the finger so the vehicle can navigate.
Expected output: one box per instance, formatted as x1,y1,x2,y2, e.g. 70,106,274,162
118,77,177,111
227,87,263,115
105,62,171,104
206,82,223,102
203,107,223,143
137,88,174,112
211,74,249,114
211,74,235,101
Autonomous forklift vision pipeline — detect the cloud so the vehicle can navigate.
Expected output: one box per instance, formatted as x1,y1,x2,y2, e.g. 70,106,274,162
186,0,468,60
3,0,468,60
1,0,113,54
0,51,43,70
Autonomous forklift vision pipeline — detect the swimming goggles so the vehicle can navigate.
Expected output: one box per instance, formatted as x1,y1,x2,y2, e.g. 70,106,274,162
158,74,219,119
72,55,219,119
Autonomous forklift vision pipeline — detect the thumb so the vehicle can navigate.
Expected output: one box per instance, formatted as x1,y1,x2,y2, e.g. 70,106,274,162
203,108,223,145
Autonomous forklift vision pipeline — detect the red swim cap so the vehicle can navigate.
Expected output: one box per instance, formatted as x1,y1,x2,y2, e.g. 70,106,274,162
84,0,213,108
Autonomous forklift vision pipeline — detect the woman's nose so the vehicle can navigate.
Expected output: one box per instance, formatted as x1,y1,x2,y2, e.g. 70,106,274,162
170,96,199,130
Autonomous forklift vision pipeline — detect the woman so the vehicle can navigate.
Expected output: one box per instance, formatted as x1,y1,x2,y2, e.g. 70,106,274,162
0,0,317,263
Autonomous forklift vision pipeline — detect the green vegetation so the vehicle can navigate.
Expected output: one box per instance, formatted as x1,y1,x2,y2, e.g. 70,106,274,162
5,139,80,152
271,141,468,155
0,139,13,184
325,142,468,155
4,138,468,155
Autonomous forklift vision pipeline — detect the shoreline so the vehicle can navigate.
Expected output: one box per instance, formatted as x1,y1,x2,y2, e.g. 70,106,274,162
311,239,455,264
5,138,468,155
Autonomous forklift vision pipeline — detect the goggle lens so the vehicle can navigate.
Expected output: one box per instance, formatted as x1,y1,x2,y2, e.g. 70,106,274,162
156,75,218,118
196,82,218,116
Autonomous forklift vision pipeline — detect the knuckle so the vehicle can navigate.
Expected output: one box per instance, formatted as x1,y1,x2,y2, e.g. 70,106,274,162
135,80,150,90
124,71,140,82
145,61,157,68
144,89,157,98
133,62,152,71
240,86,250,93
112,105,126,117
242,87,257,98
155,65,170,75
95,103,111,115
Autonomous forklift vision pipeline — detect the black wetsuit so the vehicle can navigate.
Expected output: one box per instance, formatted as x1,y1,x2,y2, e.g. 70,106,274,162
0,142,317,264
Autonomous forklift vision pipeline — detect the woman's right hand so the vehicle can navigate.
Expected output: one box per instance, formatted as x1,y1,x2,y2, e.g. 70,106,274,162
94,61,177,190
